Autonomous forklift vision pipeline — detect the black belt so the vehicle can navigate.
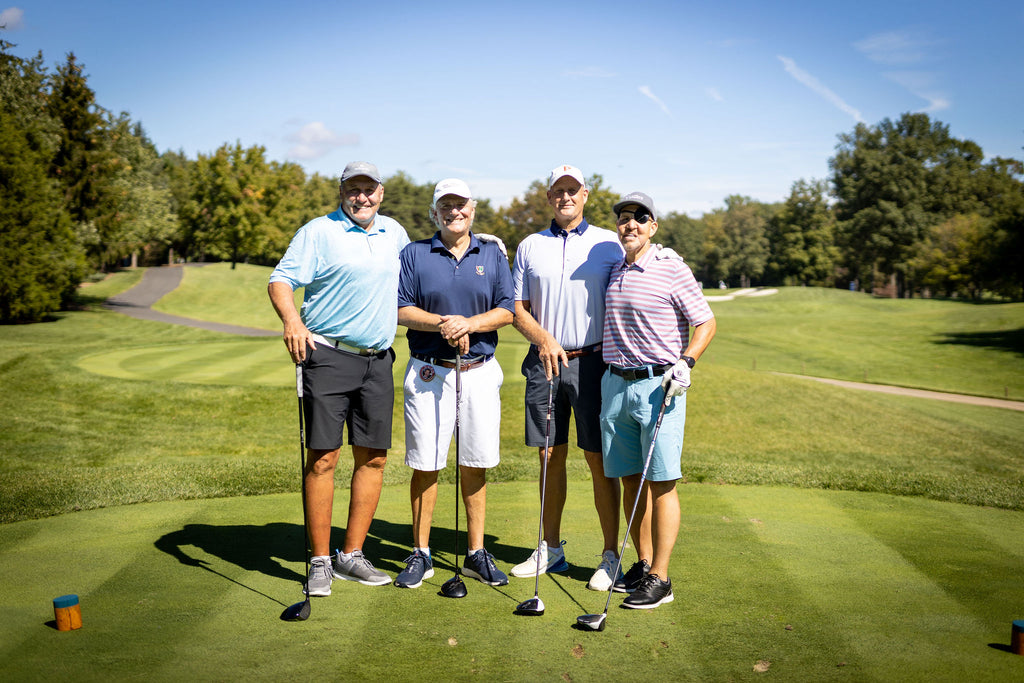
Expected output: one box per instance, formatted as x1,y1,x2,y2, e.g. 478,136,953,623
411,352,490,371
609,364,673,381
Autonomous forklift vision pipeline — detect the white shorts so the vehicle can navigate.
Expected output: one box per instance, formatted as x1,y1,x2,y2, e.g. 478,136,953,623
403,356,503,471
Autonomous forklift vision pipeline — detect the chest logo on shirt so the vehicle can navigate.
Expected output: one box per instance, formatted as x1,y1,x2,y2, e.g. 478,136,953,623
419,364,436,382
476,266,485,276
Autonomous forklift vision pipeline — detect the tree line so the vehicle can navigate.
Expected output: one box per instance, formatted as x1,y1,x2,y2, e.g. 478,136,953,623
2,44,1022,322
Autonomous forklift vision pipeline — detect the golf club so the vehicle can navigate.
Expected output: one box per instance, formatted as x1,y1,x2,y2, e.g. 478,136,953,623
515,378,554,616
281,363,311,621
441,354,468,599
576,392,670,631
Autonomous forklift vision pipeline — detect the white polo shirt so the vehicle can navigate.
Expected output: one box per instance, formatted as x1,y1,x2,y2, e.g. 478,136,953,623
511,220,624,350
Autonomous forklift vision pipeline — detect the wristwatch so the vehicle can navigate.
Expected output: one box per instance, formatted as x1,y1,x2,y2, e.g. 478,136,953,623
680,355,696,369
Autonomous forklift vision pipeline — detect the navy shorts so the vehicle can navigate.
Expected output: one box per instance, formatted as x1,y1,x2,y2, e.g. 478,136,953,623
522,346,605,452
300,343,395,451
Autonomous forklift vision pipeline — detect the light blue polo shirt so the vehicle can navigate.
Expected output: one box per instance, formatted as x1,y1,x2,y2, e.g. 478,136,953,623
269,208,410,349
511,219,623,349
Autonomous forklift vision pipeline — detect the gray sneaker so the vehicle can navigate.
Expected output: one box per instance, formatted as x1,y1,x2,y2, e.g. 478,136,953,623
332,549,391,586
304,556,333,597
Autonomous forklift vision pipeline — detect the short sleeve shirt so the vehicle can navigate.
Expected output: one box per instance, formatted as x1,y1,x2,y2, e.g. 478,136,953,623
602,246,714,367
398,232,514,359
269,209,410,349
511,219,623,349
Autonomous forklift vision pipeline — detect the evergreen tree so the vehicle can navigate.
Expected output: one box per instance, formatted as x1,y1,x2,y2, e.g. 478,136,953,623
46,53,119,268
0,41,85,322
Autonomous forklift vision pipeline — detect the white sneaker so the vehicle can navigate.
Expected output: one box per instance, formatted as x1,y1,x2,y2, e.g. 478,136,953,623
510,540,568,577
587,550,622,591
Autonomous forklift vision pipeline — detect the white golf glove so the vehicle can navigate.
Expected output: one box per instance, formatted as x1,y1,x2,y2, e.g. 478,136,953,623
661,359,691,403
474,233,508,257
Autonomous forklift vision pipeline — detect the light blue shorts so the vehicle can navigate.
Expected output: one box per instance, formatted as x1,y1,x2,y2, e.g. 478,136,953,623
599,370,686,481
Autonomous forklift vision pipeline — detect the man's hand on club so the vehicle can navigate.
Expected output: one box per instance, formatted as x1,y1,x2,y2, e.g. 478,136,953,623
661,358,691,403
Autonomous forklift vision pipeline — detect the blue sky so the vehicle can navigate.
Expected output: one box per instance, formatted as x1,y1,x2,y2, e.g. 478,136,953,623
4,1,1022,216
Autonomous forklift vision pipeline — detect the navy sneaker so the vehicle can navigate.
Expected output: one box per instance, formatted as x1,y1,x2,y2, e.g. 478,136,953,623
612,559,650,593
462,549,508,586
622,573,674,609
394,550,434,589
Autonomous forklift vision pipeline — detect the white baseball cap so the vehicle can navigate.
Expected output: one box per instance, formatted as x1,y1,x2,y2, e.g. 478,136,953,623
547,164,586,190
432,178,473,207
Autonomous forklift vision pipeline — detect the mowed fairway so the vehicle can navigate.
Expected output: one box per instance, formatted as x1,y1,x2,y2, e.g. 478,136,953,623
2,483,1023,681
2,265,1023,681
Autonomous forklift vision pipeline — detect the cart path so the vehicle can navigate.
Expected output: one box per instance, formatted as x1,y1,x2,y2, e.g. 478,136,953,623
774,373,1024,411
102,265,277,337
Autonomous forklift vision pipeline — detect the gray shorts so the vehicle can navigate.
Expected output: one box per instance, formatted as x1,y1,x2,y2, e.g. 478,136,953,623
522,345,605,452
300,343,395,451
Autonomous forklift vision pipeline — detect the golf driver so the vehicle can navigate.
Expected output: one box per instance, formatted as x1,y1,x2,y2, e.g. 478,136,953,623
576,392,670,631
515,378,554,616
441,354,468,599
281,363,311,621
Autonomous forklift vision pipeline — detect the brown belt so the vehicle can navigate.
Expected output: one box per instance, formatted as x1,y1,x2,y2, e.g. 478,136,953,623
411,353,490,371
564,343,602,360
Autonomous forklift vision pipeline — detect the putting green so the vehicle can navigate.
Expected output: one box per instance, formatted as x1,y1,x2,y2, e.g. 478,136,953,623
2,482,1022,680
76,340,295,386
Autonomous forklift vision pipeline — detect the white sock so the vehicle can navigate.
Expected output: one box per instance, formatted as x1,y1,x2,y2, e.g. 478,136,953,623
312,555,330,563
415,547,430,558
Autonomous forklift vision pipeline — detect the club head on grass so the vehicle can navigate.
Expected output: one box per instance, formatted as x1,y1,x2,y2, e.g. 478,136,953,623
440,575,467,598
575,613,606,631
514,596,545,616
280,598,310,621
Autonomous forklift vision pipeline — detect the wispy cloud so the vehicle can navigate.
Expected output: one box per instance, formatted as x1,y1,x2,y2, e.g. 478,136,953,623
854,30,935,65
638,85,671,116
285,122,358,160
884,71,950,113
0,7,25,30
563,66,616,78
855,31,950,112
706,87,724,102
778,56,864,123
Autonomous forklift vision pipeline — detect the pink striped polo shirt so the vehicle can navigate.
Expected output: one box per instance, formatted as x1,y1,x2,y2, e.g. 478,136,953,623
601,245,714,368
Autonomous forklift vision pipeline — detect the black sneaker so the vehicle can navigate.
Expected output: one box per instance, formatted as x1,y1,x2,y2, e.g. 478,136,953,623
612,559,650,593
622,574,674,609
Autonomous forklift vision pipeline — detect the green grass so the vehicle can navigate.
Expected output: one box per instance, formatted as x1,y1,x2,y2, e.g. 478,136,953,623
2,268,1024,680
0,270,1021,525
151,263,297,330
2,484,1022,681
707,287,1024,399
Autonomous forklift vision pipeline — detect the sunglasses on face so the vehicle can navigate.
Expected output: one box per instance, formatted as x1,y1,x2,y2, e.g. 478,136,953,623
616,209,653,225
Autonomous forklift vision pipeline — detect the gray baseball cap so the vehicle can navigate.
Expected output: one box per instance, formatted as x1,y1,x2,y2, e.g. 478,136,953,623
340,161,382,183
613,191,657,220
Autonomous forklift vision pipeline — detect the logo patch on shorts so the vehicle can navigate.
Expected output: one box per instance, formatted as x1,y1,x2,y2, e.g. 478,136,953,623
476,265,485,276
419,364,436,382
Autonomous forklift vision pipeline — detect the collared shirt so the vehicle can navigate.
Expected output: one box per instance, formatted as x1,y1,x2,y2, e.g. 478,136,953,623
269,208,410,349
398,231,515,359
511,219,623,349
602,245,714,368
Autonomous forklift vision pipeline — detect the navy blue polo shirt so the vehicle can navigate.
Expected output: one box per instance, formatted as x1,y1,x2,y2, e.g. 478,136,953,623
398,232,514,359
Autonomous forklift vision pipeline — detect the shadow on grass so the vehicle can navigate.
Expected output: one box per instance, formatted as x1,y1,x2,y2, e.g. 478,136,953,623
153,518,529,590
935,327,1024,357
